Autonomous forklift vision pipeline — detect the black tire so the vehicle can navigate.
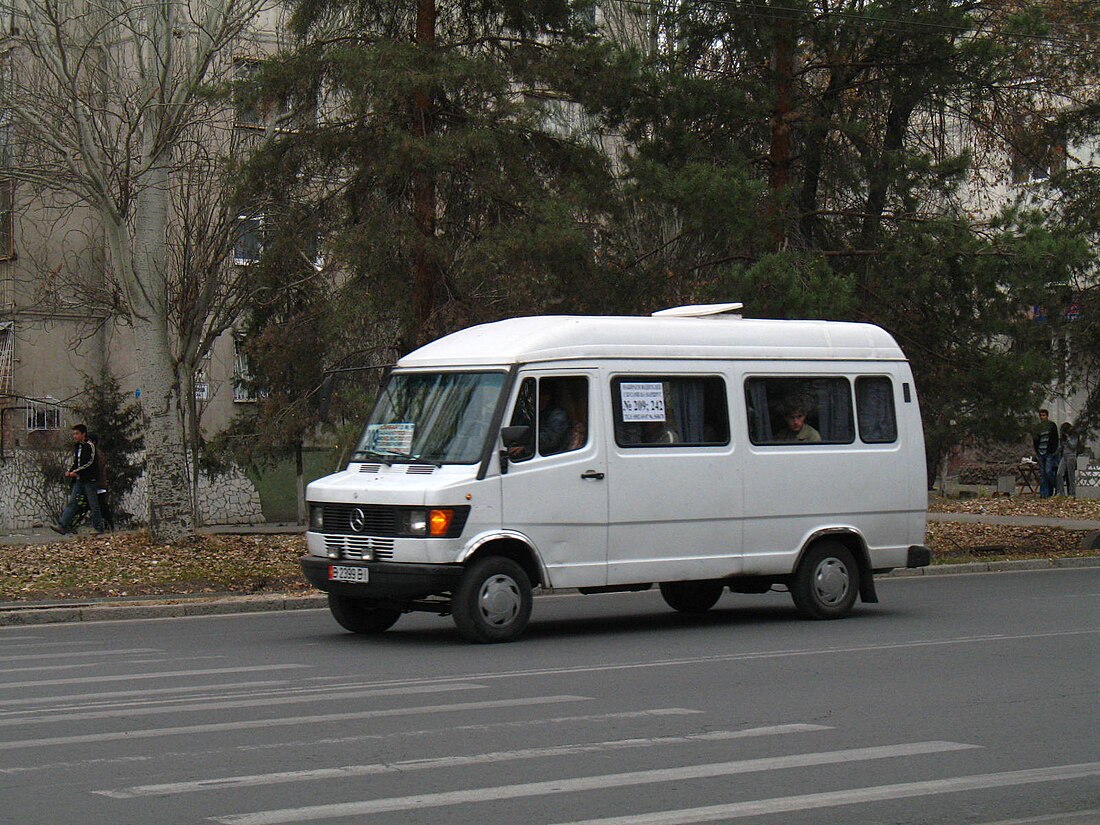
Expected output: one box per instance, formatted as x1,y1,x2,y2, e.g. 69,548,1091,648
790,541,860,619
452,556,532,643
327,594,402,634
659,580,725,614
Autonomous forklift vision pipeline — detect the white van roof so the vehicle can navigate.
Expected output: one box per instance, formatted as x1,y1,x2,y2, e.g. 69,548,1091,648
398,314,907,368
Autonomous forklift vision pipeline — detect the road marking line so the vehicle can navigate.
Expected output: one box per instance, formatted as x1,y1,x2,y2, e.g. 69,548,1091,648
0,682,485,727
0,681,292,709
972,810,1100,825
3,709,699,778
0,694,590,751
0,663,100,675
210,740,977,825
546,762,1100,825
0,664,308,690
98,723,830,798
0,647,161,662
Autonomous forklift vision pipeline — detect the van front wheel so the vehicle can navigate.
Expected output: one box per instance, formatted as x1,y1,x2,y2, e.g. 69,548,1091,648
790,542,859,619
452,556,532,643
328,594,402,634
659,580,724,614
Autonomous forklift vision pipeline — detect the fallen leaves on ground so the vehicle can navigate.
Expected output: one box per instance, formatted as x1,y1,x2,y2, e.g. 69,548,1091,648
0,531,311,603
926,522,1092,563
929,494,1100,520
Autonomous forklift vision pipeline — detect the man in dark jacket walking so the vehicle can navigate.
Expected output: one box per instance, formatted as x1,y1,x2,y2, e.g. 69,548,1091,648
52,423,105,534
1033,409,1060,499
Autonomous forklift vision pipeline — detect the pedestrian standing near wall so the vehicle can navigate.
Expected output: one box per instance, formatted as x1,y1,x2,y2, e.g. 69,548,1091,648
51,423,105,534
1033,409,1060,499
1056,421,1080,497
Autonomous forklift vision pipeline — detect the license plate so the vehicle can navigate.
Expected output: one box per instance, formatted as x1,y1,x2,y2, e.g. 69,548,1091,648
329,565,369,583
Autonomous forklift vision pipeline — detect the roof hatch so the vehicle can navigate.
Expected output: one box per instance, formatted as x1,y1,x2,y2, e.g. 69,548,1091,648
651,302,744,319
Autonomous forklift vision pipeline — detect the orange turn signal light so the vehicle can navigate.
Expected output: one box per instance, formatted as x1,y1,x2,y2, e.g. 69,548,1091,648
429,509,454,536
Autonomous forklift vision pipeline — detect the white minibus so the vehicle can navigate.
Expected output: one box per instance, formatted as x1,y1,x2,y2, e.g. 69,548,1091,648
301,304,930,642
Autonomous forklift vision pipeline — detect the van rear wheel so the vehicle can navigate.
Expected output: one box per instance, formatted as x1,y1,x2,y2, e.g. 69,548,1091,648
328,594,402,634
659,580,724,614
790,541,859,619
452,556,532,643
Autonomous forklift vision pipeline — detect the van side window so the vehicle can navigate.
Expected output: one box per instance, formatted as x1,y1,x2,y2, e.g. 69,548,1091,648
508,376,589,460
745,376,854,445
856,376,898,443
612,376,729,448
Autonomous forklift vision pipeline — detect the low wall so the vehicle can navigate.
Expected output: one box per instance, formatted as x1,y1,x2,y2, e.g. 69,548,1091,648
0,449,263,530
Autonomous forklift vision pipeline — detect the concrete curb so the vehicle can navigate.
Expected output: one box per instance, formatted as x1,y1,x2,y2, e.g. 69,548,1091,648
2,557,1098,627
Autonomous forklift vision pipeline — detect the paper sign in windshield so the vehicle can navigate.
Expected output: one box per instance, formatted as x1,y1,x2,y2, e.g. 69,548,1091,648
620,382,666,422
366,422,415,453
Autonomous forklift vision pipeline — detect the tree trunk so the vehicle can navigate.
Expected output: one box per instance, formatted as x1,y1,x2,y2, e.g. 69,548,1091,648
295,440,305,525
768,19,795,248
410,0,440,348
131,153,195,542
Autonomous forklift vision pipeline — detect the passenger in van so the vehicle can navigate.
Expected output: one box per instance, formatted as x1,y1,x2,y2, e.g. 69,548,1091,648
564,391,588,451
641,420,679,444
776,400,821,443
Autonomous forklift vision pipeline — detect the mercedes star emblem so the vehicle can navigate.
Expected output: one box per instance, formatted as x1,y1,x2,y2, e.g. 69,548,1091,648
349,507,367,533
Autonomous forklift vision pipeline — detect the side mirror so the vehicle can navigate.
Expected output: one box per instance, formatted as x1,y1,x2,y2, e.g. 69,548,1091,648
501,425,531,449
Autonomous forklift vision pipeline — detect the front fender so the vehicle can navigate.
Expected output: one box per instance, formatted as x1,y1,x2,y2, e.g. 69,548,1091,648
459,529,552,589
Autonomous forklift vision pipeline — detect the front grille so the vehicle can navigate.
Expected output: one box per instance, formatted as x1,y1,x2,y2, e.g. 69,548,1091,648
318,504,470,538
322,504,399,536
323,534,395,561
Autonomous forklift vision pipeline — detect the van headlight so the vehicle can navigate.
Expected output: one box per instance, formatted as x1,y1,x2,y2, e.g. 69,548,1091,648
398,508,457,537
309,505,324,531
400,510,429,537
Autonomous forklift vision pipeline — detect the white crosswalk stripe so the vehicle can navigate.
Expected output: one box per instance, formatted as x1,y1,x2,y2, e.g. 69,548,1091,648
209,741,980,825
96,724,831,798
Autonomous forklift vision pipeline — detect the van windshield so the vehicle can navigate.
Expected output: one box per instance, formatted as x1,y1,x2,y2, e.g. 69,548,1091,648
352,371,506,465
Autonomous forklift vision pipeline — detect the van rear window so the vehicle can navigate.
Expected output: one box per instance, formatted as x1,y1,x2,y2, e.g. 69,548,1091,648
856,376,898,443
612,376,729,447
745,377,854,445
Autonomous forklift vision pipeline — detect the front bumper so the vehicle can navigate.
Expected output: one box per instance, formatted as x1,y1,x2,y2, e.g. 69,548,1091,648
300,556,463,602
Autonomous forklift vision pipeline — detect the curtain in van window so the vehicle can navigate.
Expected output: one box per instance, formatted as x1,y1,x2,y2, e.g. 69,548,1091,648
745,380,774,442
671,380,707,442
856,377,898,443
815,378,854,442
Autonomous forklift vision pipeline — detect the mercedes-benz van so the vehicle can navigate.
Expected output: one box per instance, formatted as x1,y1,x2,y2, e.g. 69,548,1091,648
301,304,930,642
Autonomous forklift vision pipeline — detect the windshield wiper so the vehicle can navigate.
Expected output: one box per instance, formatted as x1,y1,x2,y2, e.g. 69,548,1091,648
376,449,442,467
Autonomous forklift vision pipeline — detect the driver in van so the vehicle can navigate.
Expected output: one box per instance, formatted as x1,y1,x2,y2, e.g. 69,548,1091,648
776,399,822,443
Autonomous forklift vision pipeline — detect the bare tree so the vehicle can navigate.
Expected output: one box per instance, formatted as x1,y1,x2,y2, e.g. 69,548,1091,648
0,0,274,540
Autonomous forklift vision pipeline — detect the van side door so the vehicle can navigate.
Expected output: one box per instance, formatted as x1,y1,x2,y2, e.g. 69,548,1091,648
500,370,608,589
605,371,742,586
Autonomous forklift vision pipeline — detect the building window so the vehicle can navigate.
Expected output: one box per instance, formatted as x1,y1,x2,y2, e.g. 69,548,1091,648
233,337,256,402
1010,128,1067,184
234,213,263,265
0,178,13,261
26,396,63,431
611,376,729,448
0,321,12,396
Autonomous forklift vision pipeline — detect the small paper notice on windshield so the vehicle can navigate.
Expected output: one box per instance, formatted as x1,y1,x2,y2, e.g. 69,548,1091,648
365,422,415,453
620,382,666,422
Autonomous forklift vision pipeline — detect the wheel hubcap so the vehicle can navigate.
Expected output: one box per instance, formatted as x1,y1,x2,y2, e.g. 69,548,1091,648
813,557,850,605
478,574,521,626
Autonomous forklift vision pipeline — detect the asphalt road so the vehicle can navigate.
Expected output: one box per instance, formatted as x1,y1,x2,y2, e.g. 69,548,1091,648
1,569,1097,825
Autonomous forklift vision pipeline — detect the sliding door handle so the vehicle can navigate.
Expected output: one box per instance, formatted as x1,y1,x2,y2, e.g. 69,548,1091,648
580,470,605,481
